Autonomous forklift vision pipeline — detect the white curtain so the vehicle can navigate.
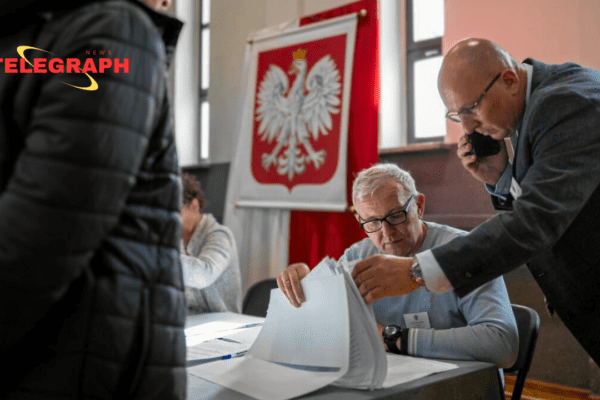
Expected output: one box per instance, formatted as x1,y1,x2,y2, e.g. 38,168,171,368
223,20,298,294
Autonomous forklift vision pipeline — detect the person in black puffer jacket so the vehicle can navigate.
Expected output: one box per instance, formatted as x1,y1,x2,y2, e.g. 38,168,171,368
0,1,186,398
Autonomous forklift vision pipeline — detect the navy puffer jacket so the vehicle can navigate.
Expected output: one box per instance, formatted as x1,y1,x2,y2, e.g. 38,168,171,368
0,1,186,398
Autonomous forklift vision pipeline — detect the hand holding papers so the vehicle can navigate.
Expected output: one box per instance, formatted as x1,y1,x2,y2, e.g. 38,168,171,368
188,273,352,400
246,276,351,370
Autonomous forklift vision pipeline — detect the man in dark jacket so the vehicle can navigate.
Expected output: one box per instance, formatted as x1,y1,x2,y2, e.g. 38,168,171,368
0,1,186,398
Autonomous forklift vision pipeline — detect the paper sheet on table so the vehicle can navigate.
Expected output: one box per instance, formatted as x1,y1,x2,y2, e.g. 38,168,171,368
185,319,263,347
187,326,263,362
186,312,263,328
382,354,458,388
187,274,349,400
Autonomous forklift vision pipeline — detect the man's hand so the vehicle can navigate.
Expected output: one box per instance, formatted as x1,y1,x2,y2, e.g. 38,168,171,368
457,133,508,185
276,263,310,308
352,254,422,304
376,323,388,351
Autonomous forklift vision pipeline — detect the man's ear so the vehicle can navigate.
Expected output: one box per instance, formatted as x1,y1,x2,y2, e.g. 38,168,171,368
500,69,520,94
416,193,426,219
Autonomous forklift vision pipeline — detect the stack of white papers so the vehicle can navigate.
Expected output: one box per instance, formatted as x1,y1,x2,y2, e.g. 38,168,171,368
303,257,388,389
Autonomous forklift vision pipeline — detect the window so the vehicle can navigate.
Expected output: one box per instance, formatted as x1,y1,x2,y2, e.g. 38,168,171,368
406,0,445,144
199,0,210,159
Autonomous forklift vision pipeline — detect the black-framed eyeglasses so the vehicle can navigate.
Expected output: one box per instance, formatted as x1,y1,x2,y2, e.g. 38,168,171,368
358,195,415,233
445,73,501,123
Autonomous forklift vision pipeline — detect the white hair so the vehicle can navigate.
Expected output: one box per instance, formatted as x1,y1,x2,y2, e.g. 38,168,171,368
352,163,417,209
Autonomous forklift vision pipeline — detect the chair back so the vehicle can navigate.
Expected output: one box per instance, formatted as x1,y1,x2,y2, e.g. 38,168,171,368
504,304,541,400
242,278,279,317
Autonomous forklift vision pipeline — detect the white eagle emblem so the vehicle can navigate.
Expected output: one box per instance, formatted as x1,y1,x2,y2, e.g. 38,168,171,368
255,48,341,180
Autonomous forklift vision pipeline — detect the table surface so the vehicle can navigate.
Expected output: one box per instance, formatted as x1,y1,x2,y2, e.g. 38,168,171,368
185,313,504,400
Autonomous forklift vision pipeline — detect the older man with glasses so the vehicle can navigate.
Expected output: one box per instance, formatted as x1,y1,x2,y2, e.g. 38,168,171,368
278,163,518,372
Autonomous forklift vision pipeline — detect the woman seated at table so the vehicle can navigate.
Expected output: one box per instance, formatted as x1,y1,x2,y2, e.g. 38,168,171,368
180,173,242,314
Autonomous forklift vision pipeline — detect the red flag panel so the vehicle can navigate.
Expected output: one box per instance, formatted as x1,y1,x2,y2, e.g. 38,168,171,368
289,0,379,267
252,35,348,190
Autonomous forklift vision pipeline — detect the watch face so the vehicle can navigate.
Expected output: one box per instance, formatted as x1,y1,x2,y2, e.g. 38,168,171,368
383,325,400,337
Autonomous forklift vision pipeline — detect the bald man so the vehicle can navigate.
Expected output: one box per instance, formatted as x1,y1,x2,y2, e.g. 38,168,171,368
351,38,600,366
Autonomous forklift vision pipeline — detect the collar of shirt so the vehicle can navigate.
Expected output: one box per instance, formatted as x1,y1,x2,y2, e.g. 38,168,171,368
524,63,533,105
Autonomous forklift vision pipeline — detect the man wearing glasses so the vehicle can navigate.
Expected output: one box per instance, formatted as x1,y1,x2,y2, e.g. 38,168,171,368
278,164,518,369
352,38,600,367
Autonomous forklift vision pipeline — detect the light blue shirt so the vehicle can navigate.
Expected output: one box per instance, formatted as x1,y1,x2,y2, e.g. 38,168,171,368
339,222,518,369
485,63,533,201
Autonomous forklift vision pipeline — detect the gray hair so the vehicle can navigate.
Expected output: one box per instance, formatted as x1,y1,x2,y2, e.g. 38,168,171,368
352,163,417,207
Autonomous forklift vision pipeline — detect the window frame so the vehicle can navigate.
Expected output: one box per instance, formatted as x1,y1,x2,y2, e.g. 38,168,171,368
199,0,210,160
405,0,445,145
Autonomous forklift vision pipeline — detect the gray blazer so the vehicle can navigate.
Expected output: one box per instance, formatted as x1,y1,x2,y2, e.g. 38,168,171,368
431,59,600,364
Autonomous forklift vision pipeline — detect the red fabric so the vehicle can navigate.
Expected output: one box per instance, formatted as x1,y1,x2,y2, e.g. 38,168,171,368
289,0,379,268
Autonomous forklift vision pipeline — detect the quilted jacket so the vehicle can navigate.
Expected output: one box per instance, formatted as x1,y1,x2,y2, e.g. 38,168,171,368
0,1,186,398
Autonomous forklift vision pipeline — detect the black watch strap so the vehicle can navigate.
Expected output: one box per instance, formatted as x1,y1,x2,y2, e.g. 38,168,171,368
383,325,402,354
387,336,401,354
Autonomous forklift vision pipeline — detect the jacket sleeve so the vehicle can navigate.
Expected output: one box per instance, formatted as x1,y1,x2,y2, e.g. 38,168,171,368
181,227,235,289
432,89,600,297
408,277,519,368
0,5,168,350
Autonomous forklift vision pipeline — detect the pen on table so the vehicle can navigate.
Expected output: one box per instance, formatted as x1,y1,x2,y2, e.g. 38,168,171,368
187,351,247,367
237,323,263,329
222,350,247,360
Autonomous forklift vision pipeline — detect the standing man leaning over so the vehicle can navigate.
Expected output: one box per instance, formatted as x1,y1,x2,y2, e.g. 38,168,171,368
279,164,518,369
352,38,600,366
0,0,186,398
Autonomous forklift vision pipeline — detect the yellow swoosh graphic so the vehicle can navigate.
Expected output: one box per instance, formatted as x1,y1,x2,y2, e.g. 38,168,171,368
17,45,99,91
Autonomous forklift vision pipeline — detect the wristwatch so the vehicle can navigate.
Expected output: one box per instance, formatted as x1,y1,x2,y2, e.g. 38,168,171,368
411,258,425,286
382,325,402,354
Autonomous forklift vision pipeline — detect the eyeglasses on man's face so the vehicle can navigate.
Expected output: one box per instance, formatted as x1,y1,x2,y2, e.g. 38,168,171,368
445,72,501,123
359,195,415,234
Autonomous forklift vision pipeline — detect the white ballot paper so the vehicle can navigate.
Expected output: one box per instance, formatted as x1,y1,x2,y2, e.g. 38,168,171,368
187,326,263,365
187,274,350,400
185,317,263,347
383,354,458,388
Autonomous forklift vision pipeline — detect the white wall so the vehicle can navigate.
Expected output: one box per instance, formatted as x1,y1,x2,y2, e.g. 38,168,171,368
444,0,600,143
208,1,268,165
174,0,200,166
208,0,357,164
179,0,600,161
